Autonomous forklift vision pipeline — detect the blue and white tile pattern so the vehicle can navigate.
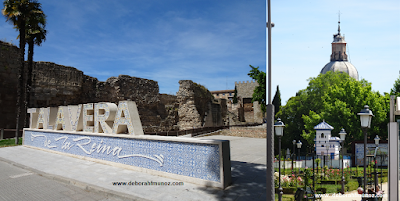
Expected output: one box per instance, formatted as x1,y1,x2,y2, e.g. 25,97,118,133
24,130,221,182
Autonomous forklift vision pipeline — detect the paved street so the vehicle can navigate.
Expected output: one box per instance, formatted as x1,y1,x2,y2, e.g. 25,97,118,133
0,159,133,201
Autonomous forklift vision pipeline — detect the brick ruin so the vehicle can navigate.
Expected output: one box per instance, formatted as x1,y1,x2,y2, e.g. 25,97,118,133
0,41,226,133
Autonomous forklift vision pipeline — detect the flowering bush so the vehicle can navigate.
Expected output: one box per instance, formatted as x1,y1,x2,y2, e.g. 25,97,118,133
274,172,301,187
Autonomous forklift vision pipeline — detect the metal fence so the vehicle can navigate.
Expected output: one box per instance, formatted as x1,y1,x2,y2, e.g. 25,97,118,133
0,128,23,140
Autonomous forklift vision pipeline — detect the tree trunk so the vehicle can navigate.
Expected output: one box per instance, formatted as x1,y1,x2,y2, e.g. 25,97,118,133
24,39,34,128
15,22,26,145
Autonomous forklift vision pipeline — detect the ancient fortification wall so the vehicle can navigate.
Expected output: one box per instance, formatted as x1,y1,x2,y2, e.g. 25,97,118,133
235,80,258,99
0,41,171,132
0,41,20,128
176,80,224,130
233,80,263,123
0,41,223,132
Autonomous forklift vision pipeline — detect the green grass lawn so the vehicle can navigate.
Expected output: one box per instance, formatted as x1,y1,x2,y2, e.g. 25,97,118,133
276,167,388,195
275,194,294,201
0,138,22,147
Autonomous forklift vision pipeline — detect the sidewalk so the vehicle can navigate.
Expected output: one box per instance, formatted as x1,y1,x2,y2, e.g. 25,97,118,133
0,135,267,201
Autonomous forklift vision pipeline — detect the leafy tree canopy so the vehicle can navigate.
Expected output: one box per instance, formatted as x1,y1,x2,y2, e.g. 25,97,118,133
248,65,266,113
276,71,389,152
391,75,400,96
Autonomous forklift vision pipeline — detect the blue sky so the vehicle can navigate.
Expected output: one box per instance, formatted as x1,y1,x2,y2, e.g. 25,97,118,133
270,0,400,104
1,0,399,105
1,0,265,95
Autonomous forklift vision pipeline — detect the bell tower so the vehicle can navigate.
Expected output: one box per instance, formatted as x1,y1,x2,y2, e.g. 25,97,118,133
330,19,348,62
320,13,359,81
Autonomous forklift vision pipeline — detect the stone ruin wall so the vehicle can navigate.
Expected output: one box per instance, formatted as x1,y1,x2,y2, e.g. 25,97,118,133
0,41,20,128
31,62,172,132
0,41,178,132
0,41,224,132
176,80,225,130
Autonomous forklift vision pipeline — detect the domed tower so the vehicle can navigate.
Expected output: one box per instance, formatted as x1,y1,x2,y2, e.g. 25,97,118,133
320,21,359,80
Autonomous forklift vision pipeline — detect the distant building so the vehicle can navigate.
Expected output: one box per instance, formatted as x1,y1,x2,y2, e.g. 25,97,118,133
210,80,263,124
320,21,359,80
210,89,235,102
314,121,341,160
235,80,263,123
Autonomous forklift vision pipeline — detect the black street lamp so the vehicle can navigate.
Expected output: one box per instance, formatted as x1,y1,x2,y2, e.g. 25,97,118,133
339,128,347,194
326,146,329,168
292,140,296,175
357,105,374,193
312,145,315,193
297,140,302,175
374,135,380,191
379,144,385,189
274,118,285,201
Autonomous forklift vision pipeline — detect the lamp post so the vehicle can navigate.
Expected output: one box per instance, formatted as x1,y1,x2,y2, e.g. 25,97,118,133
374,135,380,191
312,144,315,193
326,145,329,168
274,118,285,201
339,128,347,194
380,148,384,189
292,140,296,175
297,140,302,175
357,105,374,194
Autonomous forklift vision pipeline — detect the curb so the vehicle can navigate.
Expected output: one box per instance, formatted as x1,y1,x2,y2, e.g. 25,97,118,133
0,155,151,201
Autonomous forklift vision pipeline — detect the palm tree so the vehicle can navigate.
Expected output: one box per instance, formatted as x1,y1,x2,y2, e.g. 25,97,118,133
2,0,43,144
25,6,46,127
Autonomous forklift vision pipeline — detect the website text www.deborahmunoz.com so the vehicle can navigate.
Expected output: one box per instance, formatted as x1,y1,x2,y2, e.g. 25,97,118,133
112,181,184,186
313,193,384,198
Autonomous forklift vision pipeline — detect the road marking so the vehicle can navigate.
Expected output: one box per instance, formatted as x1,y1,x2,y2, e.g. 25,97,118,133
10,172,34,178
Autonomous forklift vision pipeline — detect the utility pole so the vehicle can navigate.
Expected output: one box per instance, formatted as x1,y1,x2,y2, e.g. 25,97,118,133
388,96,399,201
266,0,275,200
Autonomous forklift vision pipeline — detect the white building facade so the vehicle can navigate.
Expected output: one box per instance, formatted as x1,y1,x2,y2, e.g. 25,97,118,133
314,121,341,160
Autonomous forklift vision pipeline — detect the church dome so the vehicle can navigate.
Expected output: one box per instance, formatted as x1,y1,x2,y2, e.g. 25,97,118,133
320,20,359,81
321,61,359,80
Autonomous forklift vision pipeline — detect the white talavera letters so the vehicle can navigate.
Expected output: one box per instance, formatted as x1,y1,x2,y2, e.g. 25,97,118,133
27,108,38,129
27,101,144,135
68,105,83,132
36,107,58,129
55,106,71,131
83,103,94,133
94,102,117,134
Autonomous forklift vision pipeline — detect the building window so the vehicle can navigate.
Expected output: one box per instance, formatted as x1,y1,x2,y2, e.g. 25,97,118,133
321,145,324,147
321,133,324,138
229,93,232,96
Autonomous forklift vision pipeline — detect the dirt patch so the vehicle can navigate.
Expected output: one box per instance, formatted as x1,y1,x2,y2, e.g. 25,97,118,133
219,127,266,138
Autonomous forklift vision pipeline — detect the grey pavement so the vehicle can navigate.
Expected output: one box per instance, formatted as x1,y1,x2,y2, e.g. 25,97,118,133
198,135,266,165
0,135,267,201
0,159,130,201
